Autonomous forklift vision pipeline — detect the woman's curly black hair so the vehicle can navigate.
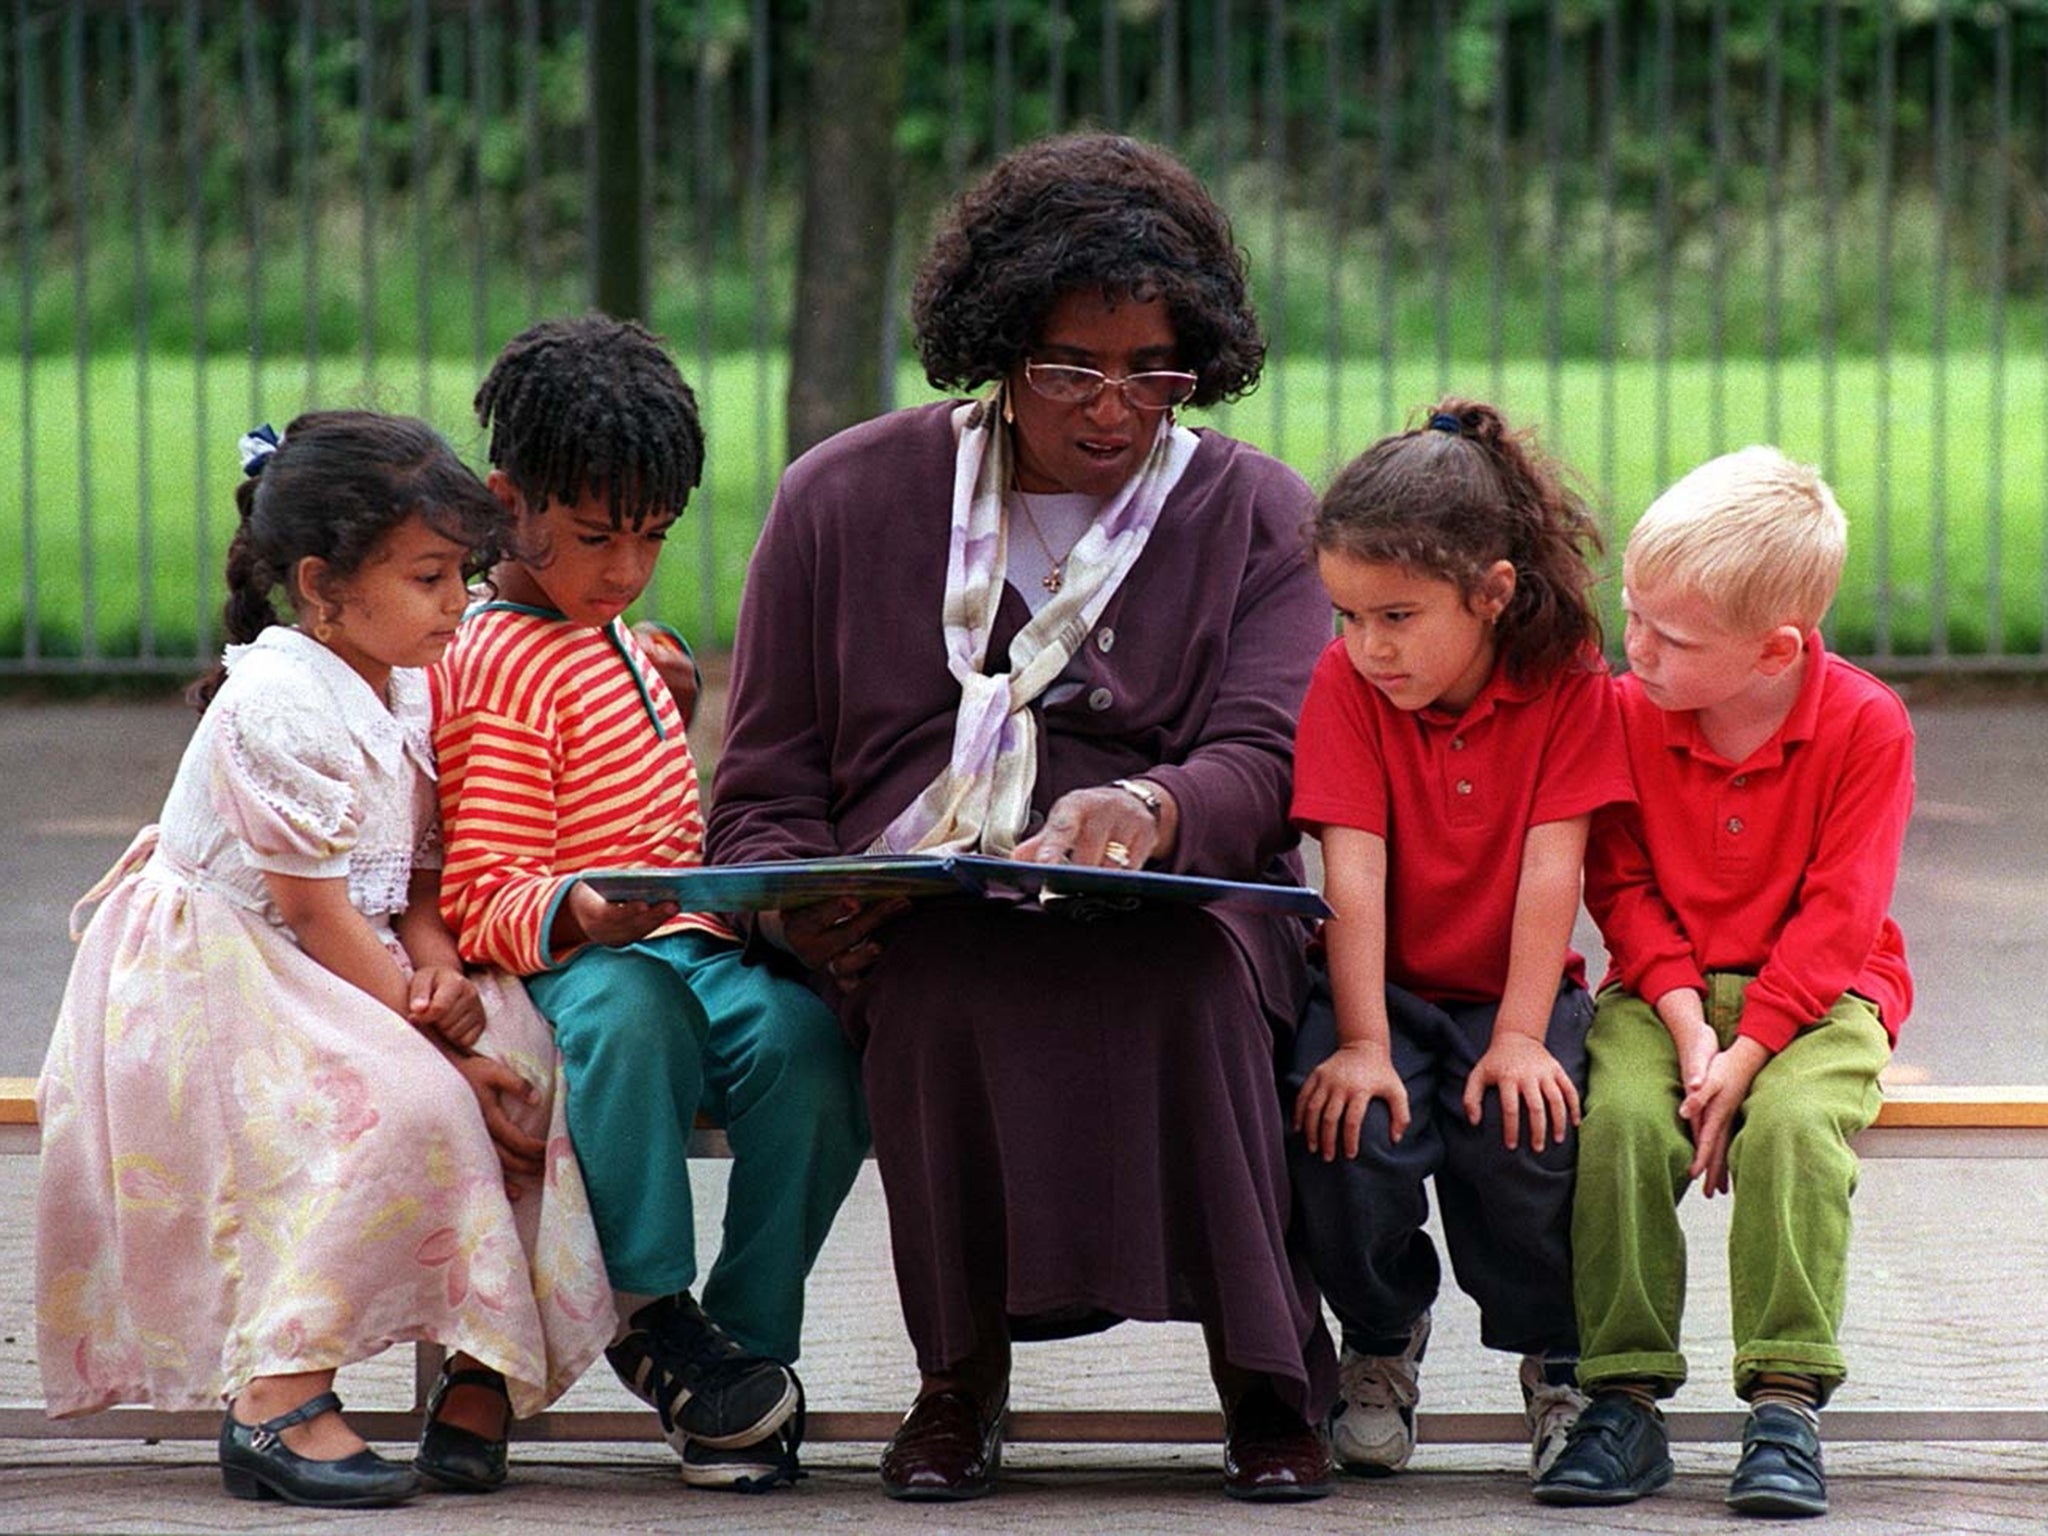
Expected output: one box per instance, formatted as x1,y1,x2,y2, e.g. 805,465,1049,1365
474,313,704,529
1314,398,1607,686
912,132,1266,407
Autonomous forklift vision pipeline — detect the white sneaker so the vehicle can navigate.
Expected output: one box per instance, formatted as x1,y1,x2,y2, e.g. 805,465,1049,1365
1329,1311,1430,1475
1521,1354,1590,1481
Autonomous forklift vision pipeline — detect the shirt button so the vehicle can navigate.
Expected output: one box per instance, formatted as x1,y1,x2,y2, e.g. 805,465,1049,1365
1449,736,1466,751
1727,816,1745,834
1087,687,1114,712
1732,774,1748,787
1095,627,1116,653
1455,779,1473,795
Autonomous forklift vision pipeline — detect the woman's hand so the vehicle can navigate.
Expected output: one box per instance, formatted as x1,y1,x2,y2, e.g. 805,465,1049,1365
1463,1033,1581,1153
407,965,486,1049
1293,1041,1410,1160
1014,781,1176,869
448,1051,547,1200
558,881,678,949
762,896,913,989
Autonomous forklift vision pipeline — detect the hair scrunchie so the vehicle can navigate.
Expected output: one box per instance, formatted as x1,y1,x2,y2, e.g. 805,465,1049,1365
1427,412,1462,435
238,423,281,478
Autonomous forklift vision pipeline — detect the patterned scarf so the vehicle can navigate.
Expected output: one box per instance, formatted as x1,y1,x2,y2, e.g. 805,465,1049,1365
873,384,1198,856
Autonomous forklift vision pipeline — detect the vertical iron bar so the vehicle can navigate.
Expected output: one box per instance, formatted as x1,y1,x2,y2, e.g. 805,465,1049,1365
1049,0,1067,132
1930,1,1951,657
1544,0,1564,434
750,0,773,540
519,0,539,318
185,0,209,655
299,0,319,399
1376,0,1395,433
241,0,266,424
1266,0,1284,452
994,0,1013,154
1988,6,2008,656
1708,0,1726,451
1212,0,1231,170
1325,0,1343,458
359,0,377,384
1653,0,1672,490
945,0,966,181
1762,0,1782,445
1160,0,1180,149
469,0,488,373
1820,0,1837,485
693,7,716,642
1599,0,1618,546
64,4,92,658
131,0,154,658
16,0,39,661
1489,0,1507,404
1433,0,1451,394
1101,0,1119,129
1874,0,1894,657
410,0,430,414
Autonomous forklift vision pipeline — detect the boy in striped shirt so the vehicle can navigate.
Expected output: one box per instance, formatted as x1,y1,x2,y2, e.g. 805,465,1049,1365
432,316,867,1492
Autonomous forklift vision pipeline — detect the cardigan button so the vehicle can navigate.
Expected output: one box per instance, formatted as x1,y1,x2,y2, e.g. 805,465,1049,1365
1095,627,1116,653
1087,687,1114,712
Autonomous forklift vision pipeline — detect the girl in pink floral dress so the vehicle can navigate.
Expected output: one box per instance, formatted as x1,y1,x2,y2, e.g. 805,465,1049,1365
35,412,613,1508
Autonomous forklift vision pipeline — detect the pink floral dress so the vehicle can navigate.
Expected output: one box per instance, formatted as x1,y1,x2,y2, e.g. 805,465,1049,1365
36,626,613,1418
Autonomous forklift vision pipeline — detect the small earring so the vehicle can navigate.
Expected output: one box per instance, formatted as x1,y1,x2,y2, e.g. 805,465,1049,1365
1002,390,1015,426
313,621,334,643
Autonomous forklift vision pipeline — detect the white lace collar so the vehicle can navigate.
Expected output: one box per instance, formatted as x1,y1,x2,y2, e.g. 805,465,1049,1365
223,626,438,781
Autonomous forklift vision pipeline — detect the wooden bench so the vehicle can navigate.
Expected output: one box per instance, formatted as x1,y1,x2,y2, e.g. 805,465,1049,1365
5,1076,2046,1446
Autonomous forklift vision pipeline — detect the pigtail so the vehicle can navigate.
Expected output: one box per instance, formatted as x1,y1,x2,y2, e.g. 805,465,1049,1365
187,481,283,712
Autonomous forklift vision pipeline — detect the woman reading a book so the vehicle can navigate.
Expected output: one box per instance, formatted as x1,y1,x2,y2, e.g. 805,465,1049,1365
707,132,1336,1504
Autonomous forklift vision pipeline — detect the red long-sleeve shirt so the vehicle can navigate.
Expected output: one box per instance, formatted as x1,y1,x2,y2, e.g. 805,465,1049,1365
1584,632,1914,1053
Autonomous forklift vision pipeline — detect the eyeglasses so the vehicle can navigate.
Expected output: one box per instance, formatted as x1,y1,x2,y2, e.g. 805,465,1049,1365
1022,361,1199,413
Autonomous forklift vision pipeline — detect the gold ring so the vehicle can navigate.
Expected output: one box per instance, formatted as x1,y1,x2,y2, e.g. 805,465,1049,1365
1102,840,1133,869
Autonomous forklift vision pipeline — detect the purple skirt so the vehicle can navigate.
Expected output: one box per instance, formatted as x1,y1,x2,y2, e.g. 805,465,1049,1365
841,899,1336,1421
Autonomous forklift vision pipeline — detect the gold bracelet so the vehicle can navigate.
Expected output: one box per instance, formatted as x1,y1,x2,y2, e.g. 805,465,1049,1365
1111,777,1163,820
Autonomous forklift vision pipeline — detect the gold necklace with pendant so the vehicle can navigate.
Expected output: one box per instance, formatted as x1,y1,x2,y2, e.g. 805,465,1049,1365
1011,491,1086,594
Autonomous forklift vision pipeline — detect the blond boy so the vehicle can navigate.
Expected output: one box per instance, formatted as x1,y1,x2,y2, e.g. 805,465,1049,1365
1535,448,1913,1518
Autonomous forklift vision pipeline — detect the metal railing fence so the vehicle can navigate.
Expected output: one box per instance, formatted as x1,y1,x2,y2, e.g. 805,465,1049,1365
6,1,2048,674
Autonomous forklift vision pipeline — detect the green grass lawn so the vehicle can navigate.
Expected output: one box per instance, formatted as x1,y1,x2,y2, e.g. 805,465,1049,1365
5,349,2045,665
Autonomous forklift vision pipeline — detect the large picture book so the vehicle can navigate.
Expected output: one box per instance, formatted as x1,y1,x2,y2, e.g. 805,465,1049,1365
578,853,1330,920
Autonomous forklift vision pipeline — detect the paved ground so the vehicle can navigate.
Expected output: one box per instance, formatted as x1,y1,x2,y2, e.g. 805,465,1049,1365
3,672,2046,1531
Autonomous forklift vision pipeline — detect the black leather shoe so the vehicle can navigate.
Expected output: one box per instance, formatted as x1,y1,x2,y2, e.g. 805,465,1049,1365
1531,1392,1673,1506
219,1390,420,1507
878,1388,1005,1501
1726,1403,1828,1517
415,1363,511,1492
1223,1385,1334,1503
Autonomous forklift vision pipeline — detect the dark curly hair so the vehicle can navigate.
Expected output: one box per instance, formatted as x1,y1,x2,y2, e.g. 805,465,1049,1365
189,409,508,710
474,313,704,529
912,132,1266,407
1313,399,1606,686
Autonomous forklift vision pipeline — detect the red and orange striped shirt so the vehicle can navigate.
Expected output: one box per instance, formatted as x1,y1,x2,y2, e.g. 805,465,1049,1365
430,602,732,975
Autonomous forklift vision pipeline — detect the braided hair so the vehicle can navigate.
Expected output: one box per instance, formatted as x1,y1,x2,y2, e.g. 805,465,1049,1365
189,410,507,710
1313,398,1606,686
474,314,704,529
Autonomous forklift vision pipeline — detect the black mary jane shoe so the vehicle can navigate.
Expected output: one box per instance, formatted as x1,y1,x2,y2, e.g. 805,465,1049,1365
415,1363,512,1492
218,1389,421,1508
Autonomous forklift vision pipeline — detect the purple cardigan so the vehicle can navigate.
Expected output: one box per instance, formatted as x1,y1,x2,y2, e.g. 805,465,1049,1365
708,401,1331,1022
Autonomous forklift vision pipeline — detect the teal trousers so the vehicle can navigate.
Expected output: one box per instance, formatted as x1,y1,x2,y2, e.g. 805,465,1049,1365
525,929,868,1364
1571,974,1889,1404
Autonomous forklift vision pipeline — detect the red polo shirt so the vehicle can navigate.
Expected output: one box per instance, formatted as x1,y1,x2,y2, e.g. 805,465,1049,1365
1584,632,1914,1053
1293,638,1633,1005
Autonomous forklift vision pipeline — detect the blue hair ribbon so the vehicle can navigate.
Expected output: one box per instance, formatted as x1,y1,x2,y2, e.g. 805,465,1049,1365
238,423,281,477
1427,412,1462,435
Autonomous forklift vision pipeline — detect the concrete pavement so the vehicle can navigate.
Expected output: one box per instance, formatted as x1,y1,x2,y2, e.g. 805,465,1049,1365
3,673,2047,1531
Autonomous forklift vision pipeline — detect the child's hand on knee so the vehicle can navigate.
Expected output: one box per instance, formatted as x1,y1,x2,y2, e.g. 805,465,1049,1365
1465,1034,1581,1154
409,965,486,1049
1294,1043,1409,1159
1680,1037,1770,1195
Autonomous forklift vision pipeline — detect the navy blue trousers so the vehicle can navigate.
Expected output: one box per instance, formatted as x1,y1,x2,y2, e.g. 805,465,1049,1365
1283,972,1591,1359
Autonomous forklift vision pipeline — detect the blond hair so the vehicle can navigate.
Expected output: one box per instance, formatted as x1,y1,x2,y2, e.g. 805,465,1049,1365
1624,446,1847,634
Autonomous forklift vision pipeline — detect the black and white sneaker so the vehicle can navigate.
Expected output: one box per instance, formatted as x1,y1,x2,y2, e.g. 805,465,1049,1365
679,1407,806,1494
606,1292,801,1452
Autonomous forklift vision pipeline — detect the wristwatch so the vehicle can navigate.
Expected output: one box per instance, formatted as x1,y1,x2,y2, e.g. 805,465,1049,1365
1111,777,1163,820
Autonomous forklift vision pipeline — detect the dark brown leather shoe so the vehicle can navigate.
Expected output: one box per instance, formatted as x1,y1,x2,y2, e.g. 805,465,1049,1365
1223,1385,1334,1502
878,1389,1005,1501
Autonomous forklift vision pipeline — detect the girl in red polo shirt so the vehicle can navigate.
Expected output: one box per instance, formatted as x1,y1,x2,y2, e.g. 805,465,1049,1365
1284,399,1633,1485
